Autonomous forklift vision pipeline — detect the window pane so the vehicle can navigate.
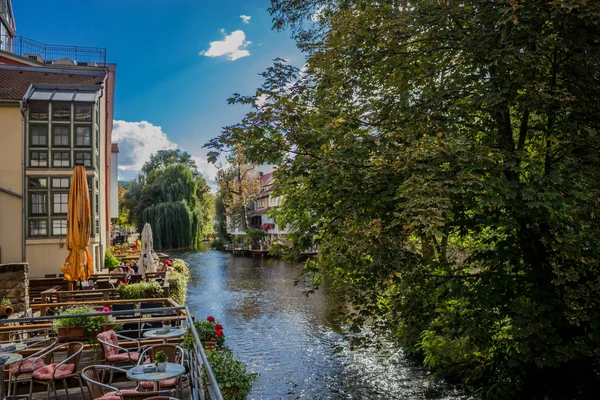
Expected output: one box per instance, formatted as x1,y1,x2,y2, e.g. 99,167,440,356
75,126,91,146
29,178,47,189
53,193,68,214
30,125,48,147
30,102,48,120
53,152,70,167
52,126,70,146
52,220,68,236
51,178,70,188
29,220,47,236
75,104,92,121
75,152,92,167
52,103,70,121
30,193,46,215
30,151,48,167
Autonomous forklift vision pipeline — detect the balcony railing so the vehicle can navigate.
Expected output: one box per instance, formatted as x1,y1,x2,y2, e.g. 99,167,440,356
0,35,106,66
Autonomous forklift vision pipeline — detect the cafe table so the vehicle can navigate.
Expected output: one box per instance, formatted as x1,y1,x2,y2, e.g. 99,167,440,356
126,362,185,391
143,328,186,344
0,353,23,400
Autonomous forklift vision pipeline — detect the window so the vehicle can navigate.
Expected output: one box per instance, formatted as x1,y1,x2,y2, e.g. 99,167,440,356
53,125,70,147
29,220,47,237
53,151,70,167
30,125,48,147
75,126,91,146
52,103,70,121
75,104,92,121
52,178,70,188
53,193,68,215
95,193,99,215
95,218,99,235
29,178,47,189
30,151,47,167
30,102,48,120
52,220,68,236
75,151,91,167
30,193,47,215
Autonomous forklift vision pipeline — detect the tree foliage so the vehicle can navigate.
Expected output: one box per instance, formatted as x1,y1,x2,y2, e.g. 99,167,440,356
142,149,201,178
206,0,600,398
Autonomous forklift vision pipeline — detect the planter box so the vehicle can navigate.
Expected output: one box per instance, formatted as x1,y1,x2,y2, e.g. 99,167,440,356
57,327,87,342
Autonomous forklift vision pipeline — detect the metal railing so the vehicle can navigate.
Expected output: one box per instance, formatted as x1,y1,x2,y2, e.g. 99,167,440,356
0,34,106,66
0,305,223,400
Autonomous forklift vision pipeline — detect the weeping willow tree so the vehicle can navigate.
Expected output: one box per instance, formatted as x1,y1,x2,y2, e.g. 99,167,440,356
138,164,210,250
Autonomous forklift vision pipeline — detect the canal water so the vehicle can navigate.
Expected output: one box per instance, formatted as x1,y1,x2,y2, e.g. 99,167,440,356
173,247,467,400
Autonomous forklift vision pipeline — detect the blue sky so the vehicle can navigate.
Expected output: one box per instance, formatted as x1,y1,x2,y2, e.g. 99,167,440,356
13,0,303,184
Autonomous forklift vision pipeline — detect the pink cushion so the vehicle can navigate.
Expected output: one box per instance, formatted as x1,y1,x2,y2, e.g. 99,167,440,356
98,390,138,400
32,363,75,380
97,330,120,358
106,351,139,362
139,377,178,389
10,358,46,374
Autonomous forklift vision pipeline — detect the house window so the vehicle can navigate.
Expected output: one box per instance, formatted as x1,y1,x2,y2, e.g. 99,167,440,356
30,151,48,167
30,193,47,215
52,178,70,188
28,178,47,189
75,126,91,146
53,125,70,147
75,104,92,121
75,151,92,167
52,103,70,121
52,151,70,167
53,193,69,215
30,102,48,120
29,220,47,237
52,220,68,236
30,125,48,147
95,218,100,235
95,193,99,215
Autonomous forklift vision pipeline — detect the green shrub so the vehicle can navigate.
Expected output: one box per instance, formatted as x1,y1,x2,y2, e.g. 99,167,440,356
117,281,164,299
104,250,120,271
172,259,191,282
245,228,266,240
206,348,258,400
53,305,111,332
167,271,187,305
211,237,228,250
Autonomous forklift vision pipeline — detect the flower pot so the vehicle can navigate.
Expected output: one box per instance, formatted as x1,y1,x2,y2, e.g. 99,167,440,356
201,340,217,351
57,327,87,342
156,362,167,372
0,305,14,317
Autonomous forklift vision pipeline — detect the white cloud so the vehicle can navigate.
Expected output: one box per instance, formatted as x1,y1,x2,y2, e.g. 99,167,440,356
200,30,251,61
240,15,251,24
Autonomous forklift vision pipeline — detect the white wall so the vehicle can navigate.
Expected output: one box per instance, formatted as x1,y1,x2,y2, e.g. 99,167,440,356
110,151,118,218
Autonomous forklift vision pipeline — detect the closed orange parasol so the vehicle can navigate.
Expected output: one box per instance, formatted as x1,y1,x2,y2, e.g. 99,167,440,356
60,165,93,282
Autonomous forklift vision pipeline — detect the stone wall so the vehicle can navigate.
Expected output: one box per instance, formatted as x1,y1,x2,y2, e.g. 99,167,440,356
0,263,29,312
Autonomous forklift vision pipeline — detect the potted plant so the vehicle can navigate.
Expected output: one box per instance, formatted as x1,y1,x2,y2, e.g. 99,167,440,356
116,281,164,299
194,316,225,351
205,348,258,400
155,351,168,372
53,305,111,342
0,298,13,317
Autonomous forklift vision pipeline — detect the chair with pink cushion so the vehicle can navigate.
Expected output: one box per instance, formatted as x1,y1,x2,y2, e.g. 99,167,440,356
7,337,57,398
136,344,183,397
29,341,85,400
81,366,173,400
97,330,142,383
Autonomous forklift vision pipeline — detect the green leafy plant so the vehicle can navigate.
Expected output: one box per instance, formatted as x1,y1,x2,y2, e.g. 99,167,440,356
53,305,111,333
0,298,11,306
205,348,258,400
154,350,168,364
172,258,191,281
104,250,120,271
166,271,187,305
195,316,225,348
211,237,228,250
116,281,164,299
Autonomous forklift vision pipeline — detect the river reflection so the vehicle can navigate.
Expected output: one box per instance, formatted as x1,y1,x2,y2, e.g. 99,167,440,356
173,247,467,400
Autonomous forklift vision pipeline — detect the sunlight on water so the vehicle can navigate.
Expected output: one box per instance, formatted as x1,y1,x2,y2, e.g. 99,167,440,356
173,248,469,400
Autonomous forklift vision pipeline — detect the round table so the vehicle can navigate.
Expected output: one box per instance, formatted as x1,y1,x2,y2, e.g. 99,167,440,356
0,353,23,400
0,344,26,353
143,328,186,343
126,362,185,391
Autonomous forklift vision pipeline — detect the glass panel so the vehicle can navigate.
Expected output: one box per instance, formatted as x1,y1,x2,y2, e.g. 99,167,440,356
29,220,47,236
29,178,47,189
51,178,70,188
30,151,48,167
30,125,48,147
52,125,70,147
53,193,68,214
75,104,92,121
75,152,92,167
52,220,68,236
30,102,48,120
52,152,70,167
52,103,70,121
30,193,46,215
75,126,91,146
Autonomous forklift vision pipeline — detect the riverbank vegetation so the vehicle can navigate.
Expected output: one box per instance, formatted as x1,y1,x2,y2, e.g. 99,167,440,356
205,1,600,398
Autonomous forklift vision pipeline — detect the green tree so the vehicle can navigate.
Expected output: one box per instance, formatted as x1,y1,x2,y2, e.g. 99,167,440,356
206,1,600,398
142,149,201,178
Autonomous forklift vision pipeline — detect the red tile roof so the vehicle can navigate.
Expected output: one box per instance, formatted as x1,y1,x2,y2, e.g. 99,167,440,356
0,66,106,101
259,171,274,187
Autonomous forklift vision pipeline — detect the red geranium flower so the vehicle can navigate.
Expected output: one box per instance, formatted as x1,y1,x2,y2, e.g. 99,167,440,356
214,323,223,330
215,329,224,337
207,316,215,323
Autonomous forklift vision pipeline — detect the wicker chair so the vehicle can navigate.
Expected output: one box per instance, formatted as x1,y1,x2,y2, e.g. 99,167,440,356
7,337,57,398
29,342,85,400
97,330,142,382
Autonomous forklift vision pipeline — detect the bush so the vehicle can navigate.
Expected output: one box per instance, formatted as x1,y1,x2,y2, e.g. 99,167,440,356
167,271,187,305
211,238,228,250
206,348,258,400
117,281,164,299
53,305,111,332
172,259,191,282
104,250,120,271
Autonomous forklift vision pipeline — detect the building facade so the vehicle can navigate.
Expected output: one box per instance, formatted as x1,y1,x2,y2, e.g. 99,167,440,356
0,0,16,53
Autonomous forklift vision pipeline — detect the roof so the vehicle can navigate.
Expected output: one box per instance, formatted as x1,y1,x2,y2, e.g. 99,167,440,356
260,172,274,187
25,84,101,102
111,143,119,153
248,208,269,216
0,65,106,101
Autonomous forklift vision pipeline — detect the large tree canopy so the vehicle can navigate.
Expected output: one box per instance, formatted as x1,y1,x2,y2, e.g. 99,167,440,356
206,1,600,398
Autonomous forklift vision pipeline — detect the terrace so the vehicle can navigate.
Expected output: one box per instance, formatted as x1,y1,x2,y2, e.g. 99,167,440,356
0,35,106,66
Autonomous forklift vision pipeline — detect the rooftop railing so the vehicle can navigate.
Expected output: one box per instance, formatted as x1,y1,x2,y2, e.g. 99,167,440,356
0,34,106,66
